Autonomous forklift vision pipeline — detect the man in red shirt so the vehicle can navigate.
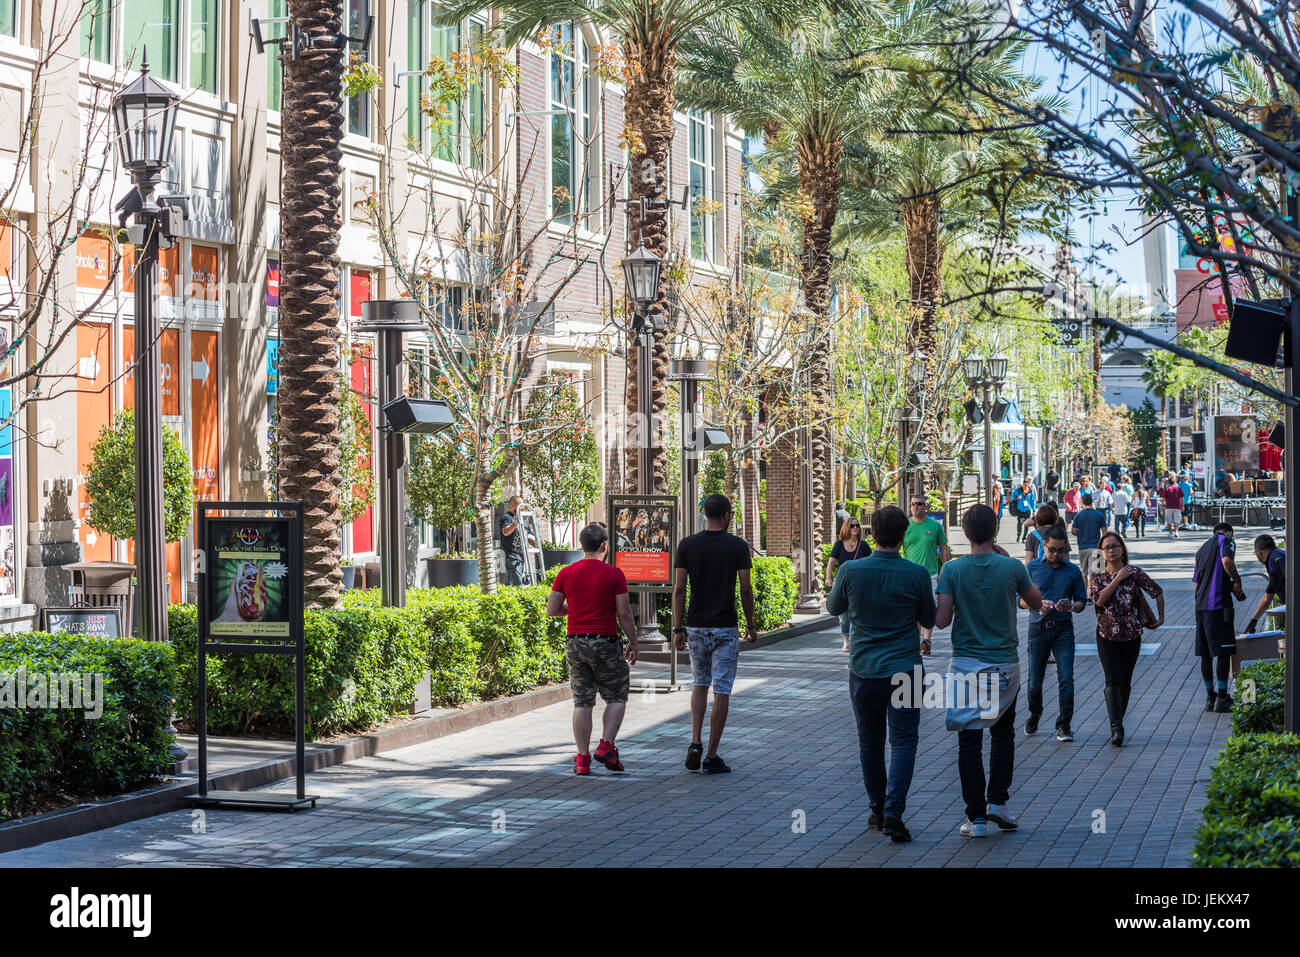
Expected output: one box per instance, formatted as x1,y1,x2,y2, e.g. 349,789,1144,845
1159,476,1185,539
547,523,639,775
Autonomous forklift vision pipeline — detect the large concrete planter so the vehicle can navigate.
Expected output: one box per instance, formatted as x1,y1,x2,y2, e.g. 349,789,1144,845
426,558,480,588
340,565,358,589
542,549,583,569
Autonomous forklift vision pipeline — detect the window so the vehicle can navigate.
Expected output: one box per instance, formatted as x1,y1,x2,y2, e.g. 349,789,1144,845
81,0,220,94
0,0,15,37
267,0,285,110
406,2,485,168
346,0,369,135
689,110,716,261
549,22,594,227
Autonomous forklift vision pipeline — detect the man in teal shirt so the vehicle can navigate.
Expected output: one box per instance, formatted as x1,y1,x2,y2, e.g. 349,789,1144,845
827,505,935,844
936,505,1042,839
903,496,950,655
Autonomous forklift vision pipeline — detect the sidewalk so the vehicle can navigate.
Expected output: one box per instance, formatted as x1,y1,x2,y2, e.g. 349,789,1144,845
1,528,1247,868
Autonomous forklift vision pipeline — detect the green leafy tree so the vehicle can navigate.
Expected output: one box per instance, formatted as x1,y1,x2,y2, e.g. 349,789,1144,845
519,374,602,545
84,409,195,544
1133,398,1161,470
408,437,476,555
338,386,377,528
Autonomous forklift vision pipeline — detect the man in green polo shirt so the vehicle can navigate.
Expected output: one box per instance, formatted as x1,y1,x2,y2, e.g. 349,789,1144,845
903,496,950,655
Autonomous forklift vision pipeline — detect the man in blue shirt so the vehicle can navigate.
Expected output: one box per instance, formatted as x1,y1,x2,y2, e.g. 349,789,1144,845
1023,527,1088,741
1010,479,1036,544
828,505,935,844
1193,522,1246,712
1070,493,1108,578
1178,474,1197,529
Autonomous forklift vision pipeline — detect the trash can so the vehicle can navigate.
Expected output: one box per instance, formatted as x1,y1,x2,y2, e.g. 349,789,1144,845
64,561,136,636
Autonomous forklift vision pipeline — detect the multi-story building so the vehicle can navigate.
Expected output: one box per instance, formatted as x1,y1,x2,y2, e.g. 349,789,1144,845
0,0,753,625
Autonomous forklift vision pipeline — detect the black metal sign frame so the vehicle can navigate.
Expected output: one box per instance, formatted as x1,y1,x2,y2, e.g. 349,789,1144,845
606,493,678,593
187,501,316,811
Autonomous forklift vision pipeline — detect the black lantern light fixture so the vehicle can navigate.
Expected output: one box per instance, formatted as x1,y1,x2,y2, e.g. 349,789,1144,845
112,56,180,181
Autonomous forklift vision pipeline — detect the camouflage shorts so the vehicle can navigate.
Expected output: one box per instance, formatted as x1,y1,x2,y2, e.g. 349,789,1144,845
566,634,630,707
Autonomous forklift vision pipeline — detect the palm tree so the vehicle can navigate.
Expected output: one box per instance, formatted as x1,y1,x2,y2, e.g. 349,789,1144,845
838,3,1070,489
439,0,802,496
278,0,347,608
676,7,881,541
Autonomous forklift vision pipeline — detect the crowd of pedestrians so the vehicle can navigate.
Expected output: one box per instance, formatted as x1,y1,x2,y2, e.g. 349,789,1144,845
542,462,1268,845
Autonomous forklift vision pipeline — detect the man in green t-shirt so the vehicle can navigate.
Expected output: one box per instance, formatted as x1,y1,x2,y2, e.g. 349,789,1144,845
903,497,951,655
935,505,1042,839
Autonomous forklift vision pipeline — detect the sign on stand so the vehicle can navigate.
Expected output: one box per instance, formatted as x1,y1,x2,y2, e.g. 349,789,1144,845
41,607,123,638
606,494,678,592
186,501,317,811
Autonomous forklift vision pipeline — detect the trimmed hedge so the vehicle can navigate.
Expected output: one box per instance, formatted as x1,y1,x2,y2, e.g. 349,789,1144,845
0,632,177,822
1232,660,1286,735
656,555,797,636
1191,732,1300,867
171,583,569,739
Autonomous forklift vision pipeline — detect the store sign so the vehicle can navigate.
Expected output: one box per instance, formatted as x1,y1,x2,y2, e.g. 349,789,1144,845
75,234,113,290
42,607,123,638
606,494,677,590
189,244,220,301
1052,316,1083,346
267,261,280,308
203,517,296,638
1213,415,1260,473
267,338,279,395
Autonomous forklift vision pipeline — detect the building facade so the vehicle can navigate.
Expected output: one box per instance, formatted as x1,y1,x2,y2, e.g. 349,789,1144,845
0,0,765,624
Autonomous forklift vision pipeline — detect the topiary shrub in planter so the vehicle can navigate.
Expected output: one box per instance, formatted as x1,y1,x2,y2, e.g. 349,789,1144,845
0,632,177,821
84,408,194,545
426,553,480,588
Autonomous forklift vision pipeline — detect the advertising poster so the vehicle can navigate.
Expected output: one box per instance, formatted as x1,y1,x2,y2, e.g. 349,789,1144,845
608,494,676,589
207,519,293,637
1213,416,1260,474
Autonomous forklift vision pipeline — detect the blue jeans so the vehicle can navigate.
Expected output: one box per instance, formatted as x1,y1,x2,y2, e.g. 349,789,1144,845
1027,621,1075,730
1116,511,1130,535
849,672,921,820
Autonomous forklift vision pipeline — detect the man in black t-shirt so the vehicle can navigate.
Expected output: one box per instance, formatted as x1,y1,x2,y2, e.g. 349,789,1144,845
1193,522,1246,712
672,493,756,775
1245,534,1286,635
498,496,532,586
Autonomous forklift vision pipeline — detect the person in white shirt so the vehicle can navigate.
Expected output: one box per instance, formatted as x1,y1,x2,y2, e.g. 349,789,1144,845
1112,486,1131,536
1094,486,1114,529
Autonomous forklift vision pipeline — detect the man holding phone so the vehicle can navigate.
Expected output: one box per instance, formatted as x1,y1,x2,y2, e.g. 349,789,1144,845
1022,527,1087,742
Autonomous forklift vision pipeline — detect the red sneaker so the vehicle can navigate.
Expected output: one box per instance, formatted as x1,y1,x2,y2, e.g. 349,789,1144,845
574,753,591,775
593,740,624,772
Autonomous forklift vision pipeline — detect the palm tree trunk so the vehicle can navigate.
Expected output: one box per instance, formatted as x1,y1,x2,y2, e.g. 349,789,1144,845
279,0,345,609
622,35,677,495
797,135,842,545
901,194,944,495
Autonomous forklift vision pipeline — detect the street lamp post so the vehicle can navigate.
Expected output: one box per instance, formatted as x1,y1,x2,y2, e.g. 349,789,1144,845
962,355,1008,507
111,57,184,645
621,245,666,646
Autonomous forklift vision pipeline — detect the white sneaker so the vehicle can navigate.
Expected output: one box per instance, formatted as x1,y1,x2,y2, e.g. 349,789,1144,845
987,804,1019,830
960,818,988,838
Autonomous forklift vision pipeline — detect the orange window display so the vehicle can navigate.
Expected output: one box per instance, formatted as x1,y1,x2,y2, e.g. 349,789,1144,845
348,270,374,554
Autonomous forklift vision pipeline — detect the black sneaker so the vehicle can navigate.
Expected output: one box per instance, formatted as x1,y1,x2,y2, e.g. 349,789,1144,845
1214,692,1233,713
866,812,883,832
701,755,731,774
684,742,703,771
1205,691,1217,713
1025,713,1040,735
1056,726,1073,742
882,815,913,843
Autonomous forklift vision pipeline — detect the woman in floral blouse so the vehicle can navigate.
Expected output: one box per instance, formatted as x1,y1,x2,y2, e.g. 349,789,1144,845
1089,530,1164,746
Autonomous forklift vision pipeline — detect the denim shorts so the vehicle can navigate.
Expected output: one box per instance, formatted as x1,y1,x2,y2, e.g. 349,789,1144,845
686,626,740,695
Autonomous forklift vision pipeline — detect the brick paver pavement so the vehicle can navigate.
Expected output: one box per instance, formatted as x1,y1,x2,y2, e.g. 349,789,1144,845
4,526,1255,867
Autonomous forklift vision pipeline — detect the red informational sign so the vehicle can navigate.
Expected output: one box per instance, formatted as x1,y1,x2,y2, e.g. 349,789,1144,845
607,494,677,589
191,330,220,504
614,551,671,583
123,327,182,417
267,260,280,307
